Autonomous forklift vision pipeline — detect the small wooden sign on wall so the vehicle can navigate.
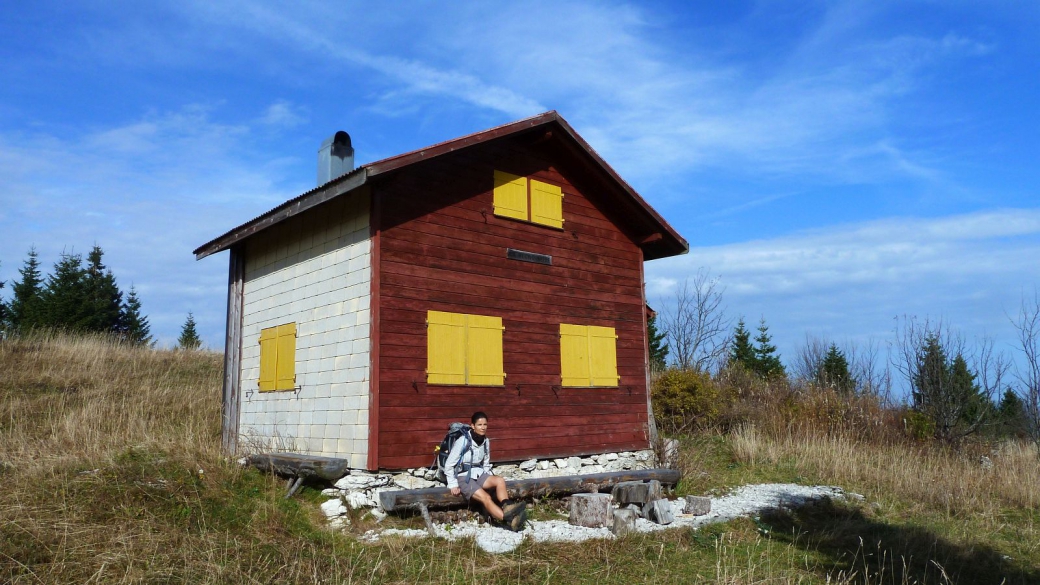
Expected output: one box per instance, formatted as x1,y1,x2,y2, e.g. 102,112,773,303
507,248,552,266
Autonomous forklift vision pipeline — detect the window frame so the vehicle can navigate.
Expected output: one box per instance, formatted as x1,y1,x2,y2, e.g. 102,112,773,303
426,310,506,386
258,322,297,392
559,323,620,388
493,170,564,230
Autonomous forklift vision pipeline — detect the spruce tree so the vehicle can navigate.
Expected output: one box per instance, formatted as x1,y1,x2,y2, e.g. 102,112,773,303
753,318,785,378
0,260,6,329
83,245,123,333
819,344,855,393
912,335,989,442
119,286,152,346
177,312,202,350
9,247,45,330
647,314,669,371
997,388,1025,438
729,318,757,372
40,251,90,330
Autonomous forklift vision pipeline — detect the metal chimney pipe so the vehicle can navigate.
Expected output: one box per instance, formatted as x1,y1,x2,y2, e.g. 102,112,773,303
317,131,354,185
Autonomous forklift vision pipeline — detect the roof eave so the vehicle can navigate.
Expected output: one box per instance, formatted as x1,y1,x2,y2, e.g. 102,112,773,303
192,168,369,260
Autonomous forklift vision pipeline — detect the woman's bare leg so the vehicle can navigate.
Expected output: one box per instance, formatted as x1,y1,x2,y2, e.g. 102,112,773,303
471,489,504,521
482,475,509,502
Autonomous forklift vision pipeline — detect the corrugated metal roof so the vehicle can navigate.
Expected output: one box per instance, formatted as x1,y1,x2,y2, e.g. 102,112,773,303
193,111,688,260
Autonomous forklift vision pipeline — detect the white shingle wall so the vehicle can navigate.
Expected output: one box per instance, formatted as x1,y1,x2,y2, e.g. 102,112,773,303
238,193,371,469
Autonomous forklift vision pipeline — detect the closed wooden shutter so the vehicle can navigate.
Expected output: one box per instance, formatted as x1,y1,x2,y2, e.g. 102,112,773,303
588,326,619,387
258,326,278,391
493,170,528,221
560,324,590,387
530,179,564,228
467,314,505,385
275,323,297,390
427,311,467,384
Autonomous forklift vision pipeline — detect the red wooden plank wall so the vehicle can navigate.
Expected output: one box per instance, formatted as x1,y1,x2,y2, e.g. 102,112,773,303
374,140,650,469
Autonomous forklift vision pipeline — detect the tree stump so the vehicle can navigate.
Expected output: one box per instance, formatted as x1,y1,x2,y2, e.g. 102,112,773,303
612,509,637,536
642,499,674,525
612,480,663,505
612,481,650,505
569,493,612,528
684,495,711,516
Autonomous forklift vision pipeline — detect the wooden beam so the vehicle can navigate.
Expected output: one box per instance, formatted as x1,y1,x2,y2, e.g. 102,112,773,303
378,468,680,512
220,247,245,454
247,452,351,482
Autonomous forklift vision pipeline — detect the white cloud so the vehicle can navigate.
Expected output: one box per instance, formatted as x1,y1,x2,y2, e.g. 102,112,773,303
0,105,300,347
646,209,1040,365
260,101,307,128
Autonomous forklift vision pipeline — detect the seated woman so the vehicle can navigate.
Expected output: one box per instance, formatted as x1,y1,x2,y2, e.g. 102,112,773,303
445,411,527,531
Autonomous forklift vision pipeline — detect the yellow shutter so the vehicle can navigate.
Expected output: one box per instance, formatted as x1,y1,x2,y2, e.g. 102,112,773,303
588,326,619,387
275,323,297,390
466,314,505,385
493,170,528,221
560,324,590,387
530,179,564,228
258,326,278,392
427,311,467,384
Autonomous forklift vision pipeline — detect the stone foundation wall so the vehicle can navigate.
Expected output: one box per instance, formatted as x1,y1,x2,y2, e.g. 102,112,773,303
320,450,656,512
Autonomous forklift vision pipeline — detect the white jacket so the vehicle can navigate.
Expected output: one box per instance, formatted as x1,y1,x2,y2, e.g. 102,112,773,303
444,432,491,490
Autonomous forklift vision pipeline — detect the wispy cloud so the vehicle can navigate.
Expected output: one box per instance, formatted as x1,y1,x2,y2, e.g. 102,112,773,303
647,209,1040,356
0,104,299,346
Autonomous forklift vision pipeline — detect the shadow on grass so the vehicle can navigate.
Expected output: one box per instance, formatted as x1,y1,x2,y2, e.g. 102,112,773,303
757,498,1039,585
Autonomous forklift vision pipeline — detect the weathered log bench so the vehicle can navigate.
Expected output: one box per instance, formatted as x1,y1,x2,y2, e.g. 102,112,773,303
247,452,351,497
379,468,681,512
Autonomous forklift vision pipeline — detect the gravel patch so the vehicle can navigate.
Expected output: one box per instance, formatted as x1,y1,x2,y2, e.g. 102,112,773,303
358,483,858,554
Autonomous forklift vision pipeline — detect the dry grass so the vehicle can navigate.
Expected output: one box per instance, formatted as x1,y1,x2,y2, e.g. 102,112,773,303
3,332,1039,583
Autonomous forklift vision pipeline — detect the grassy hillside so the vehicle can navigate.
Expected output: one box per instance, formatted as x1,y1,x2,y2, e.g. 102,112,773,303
2,332,1039,584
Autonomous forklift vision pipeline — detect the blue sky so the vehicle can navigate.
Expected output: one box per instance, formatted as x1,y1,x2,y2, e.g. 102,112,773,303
1,1,1038,386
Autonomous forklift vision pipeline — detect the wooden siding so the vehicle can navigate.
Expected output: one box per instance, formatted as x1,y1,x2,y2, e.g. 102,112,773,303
375,140,649,469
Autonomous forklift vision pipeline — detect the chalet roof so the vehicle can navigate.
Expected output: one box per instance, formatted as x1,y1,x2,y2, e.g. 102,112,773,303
194,111,688,261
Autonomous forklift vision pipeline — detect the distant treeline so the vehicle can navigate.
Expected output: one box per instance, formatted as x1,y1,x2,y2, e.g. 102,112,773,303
0,245,151,345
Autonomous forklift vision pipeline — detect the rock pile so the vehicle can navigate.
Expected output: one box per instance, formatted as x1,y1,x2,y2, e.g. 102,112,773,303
319,449,656,525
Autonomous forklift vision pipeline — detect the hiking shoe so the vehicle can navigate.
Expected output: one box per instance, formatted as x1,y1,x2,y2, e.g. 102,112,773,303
502,500,526,521
508,508,527,532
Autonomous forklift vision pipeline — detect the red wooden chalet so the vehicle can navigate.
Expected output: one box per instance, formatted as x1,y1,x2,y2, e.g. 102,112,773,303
195,111,688,471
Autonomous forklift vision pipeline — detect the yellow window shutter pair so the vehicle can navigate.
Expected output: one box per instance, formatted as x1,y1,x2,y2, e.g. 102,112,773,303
493,170,563,229
427,311,505,385
259,322,297,391
560,324,619,387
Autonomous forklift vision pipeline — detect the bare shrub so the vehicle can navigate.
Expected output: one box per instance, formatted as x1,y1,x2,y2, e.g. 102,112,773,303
659,269,730,372
1012,290,1040,458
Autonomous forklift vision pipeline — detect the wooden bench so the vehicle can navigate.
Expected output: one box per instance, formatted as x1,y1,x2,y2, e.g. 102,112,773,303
379,468,681,512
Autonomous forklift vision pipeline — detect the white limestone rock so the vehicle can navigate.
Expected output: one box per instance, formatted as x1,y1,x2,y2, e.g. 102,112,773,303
567,457,582,470
537,461,551,470
321,498,348,519
392,473,437,490
345,491,372,509
554,458,570,469
602,453,619,461
335,473,391,490
321,488,344,497
519,459,538,471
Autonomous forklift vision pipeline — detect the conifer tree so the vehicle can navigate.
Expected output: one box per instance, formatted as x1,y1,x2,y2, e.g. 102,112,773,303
177,312,202,350
0,260,6,328
647,314,669,371
9,247,45,330
729,318,757,371
119,286,152,346
39,251,91,330
753,318,785,378
819,344,855,393
911,335,990,442
997,388,1026,438
83,245,123,333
